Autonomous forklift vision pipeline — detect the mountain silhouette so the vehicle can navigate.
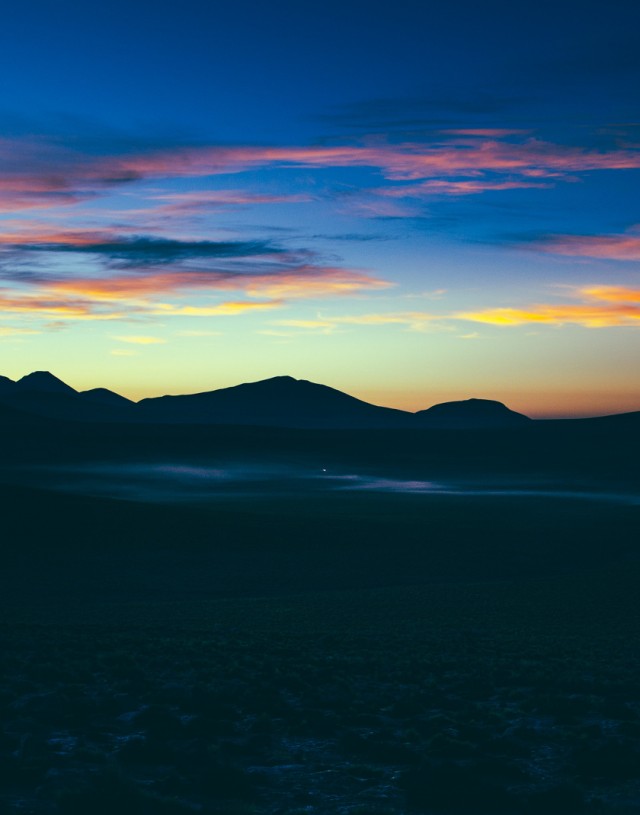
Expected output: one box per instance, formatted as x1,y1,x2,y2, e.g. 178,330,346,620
1,372,133,423
138,375,412,428
415,398,530,428
79,388,134,407
15,371,77,395
1,369,638,429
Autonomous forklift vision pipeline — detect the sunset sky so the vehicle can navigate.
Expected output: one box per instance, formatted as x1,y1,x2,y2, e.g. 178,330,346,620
1,0,639,417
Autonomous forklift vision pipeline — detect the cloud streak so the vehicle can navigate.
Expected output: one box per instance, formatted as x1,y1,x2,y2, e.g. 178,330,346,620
2,132,639,214
275,311,441,332
25,235,283,265
113,335,166,344
526,229,640,261
0,228,390,324
377,179,553,198
274,286,640,332
457,285,640,328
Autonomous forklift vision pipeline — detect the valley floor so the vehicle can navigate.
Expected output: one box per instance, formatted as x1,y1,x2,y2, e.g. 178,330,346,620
1,481,640,814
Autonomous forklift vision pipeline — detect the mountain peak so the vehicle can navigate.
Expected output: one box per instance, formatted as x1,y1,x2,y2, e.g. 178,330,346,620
79,387,133,406
416,397,530,427
15,371,77,395
250,375,298,385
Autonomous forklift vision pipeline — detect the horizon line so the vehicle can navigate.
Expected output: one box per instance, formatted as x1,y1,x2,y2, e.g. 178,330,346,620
3,369,639,423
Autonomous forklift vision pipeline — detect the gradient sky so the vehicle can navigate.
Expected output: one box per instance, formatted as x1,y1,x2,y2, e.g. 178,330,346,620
1,0,639,417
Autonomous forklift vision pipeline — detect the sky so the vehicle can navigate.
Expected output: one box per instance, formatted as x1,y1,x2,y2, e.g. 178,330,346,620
1,0,639,417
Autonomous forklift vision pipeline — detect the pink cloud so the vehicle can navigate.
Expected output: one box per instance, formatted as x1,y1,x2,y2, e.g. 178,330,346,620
97,139,640,183
1,133,638,211
0,224,117,245
145,189,312,217
377,179,552,198
531,232,640,261
441,129,530,137
48,265,388,301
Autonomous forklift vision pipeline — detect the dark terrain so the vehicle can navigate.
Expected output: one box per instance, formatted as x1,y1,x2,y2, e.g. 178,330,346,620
1,373,639,813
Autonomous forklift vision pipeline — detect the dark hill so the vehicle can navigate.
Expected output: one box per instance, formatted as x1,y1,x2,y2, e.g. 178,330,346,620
80,388,134,407
1,373,134,423
7,370,637,431
415,398,531,428
138,375,413,428
15,371,77,395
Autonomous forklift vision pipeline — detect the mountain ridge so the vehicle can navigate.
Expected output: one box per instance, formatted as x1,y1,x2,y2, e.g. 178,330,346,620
0,370,637,428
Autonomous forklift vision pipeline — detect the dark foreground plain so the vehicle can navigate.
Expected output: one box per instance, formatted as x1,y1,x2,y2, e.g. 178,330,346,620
1,411,640,813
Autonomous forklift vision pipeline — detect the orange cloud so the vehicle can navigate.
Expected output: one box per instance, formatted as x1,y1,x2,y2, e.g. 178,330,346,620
0,292,126,319
46,266,387,302
0,225,116,245
153,300,282,316
582,285,640,303
457,285,640,328
0,258,387,324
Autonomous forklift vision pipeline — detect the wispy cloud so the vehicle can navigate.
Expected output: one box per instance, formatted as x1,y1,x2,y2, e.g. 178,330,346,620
583,285,640,302
0,264,386,321
1,232,281,263
457,285,640,327
0,292,126,320
109,138,640,182
0,226,390,324
274,311,441,332
1,132,639,214
276,318,336,329
524,228,640,261
377,179,553,198
272,286,640,333
155,300,281,317
113,335,166,344
42,265,387,302
0,326,41,337
174,329,222,336
148,189,312,215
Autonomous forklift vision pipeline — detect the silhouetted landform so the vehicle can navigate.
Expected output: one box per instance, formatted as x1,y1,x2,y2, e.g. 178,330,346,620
1,369,639,433
0,371,136,423
0,369,605,430
79,387,135,407
14,370,76,395
415,397,528,428
0,370,638,494
138,375,413,428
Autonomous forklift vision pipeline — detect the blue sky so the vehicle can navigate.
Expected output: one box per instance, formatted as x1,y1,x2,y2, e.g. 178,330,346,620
1,0,639,416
